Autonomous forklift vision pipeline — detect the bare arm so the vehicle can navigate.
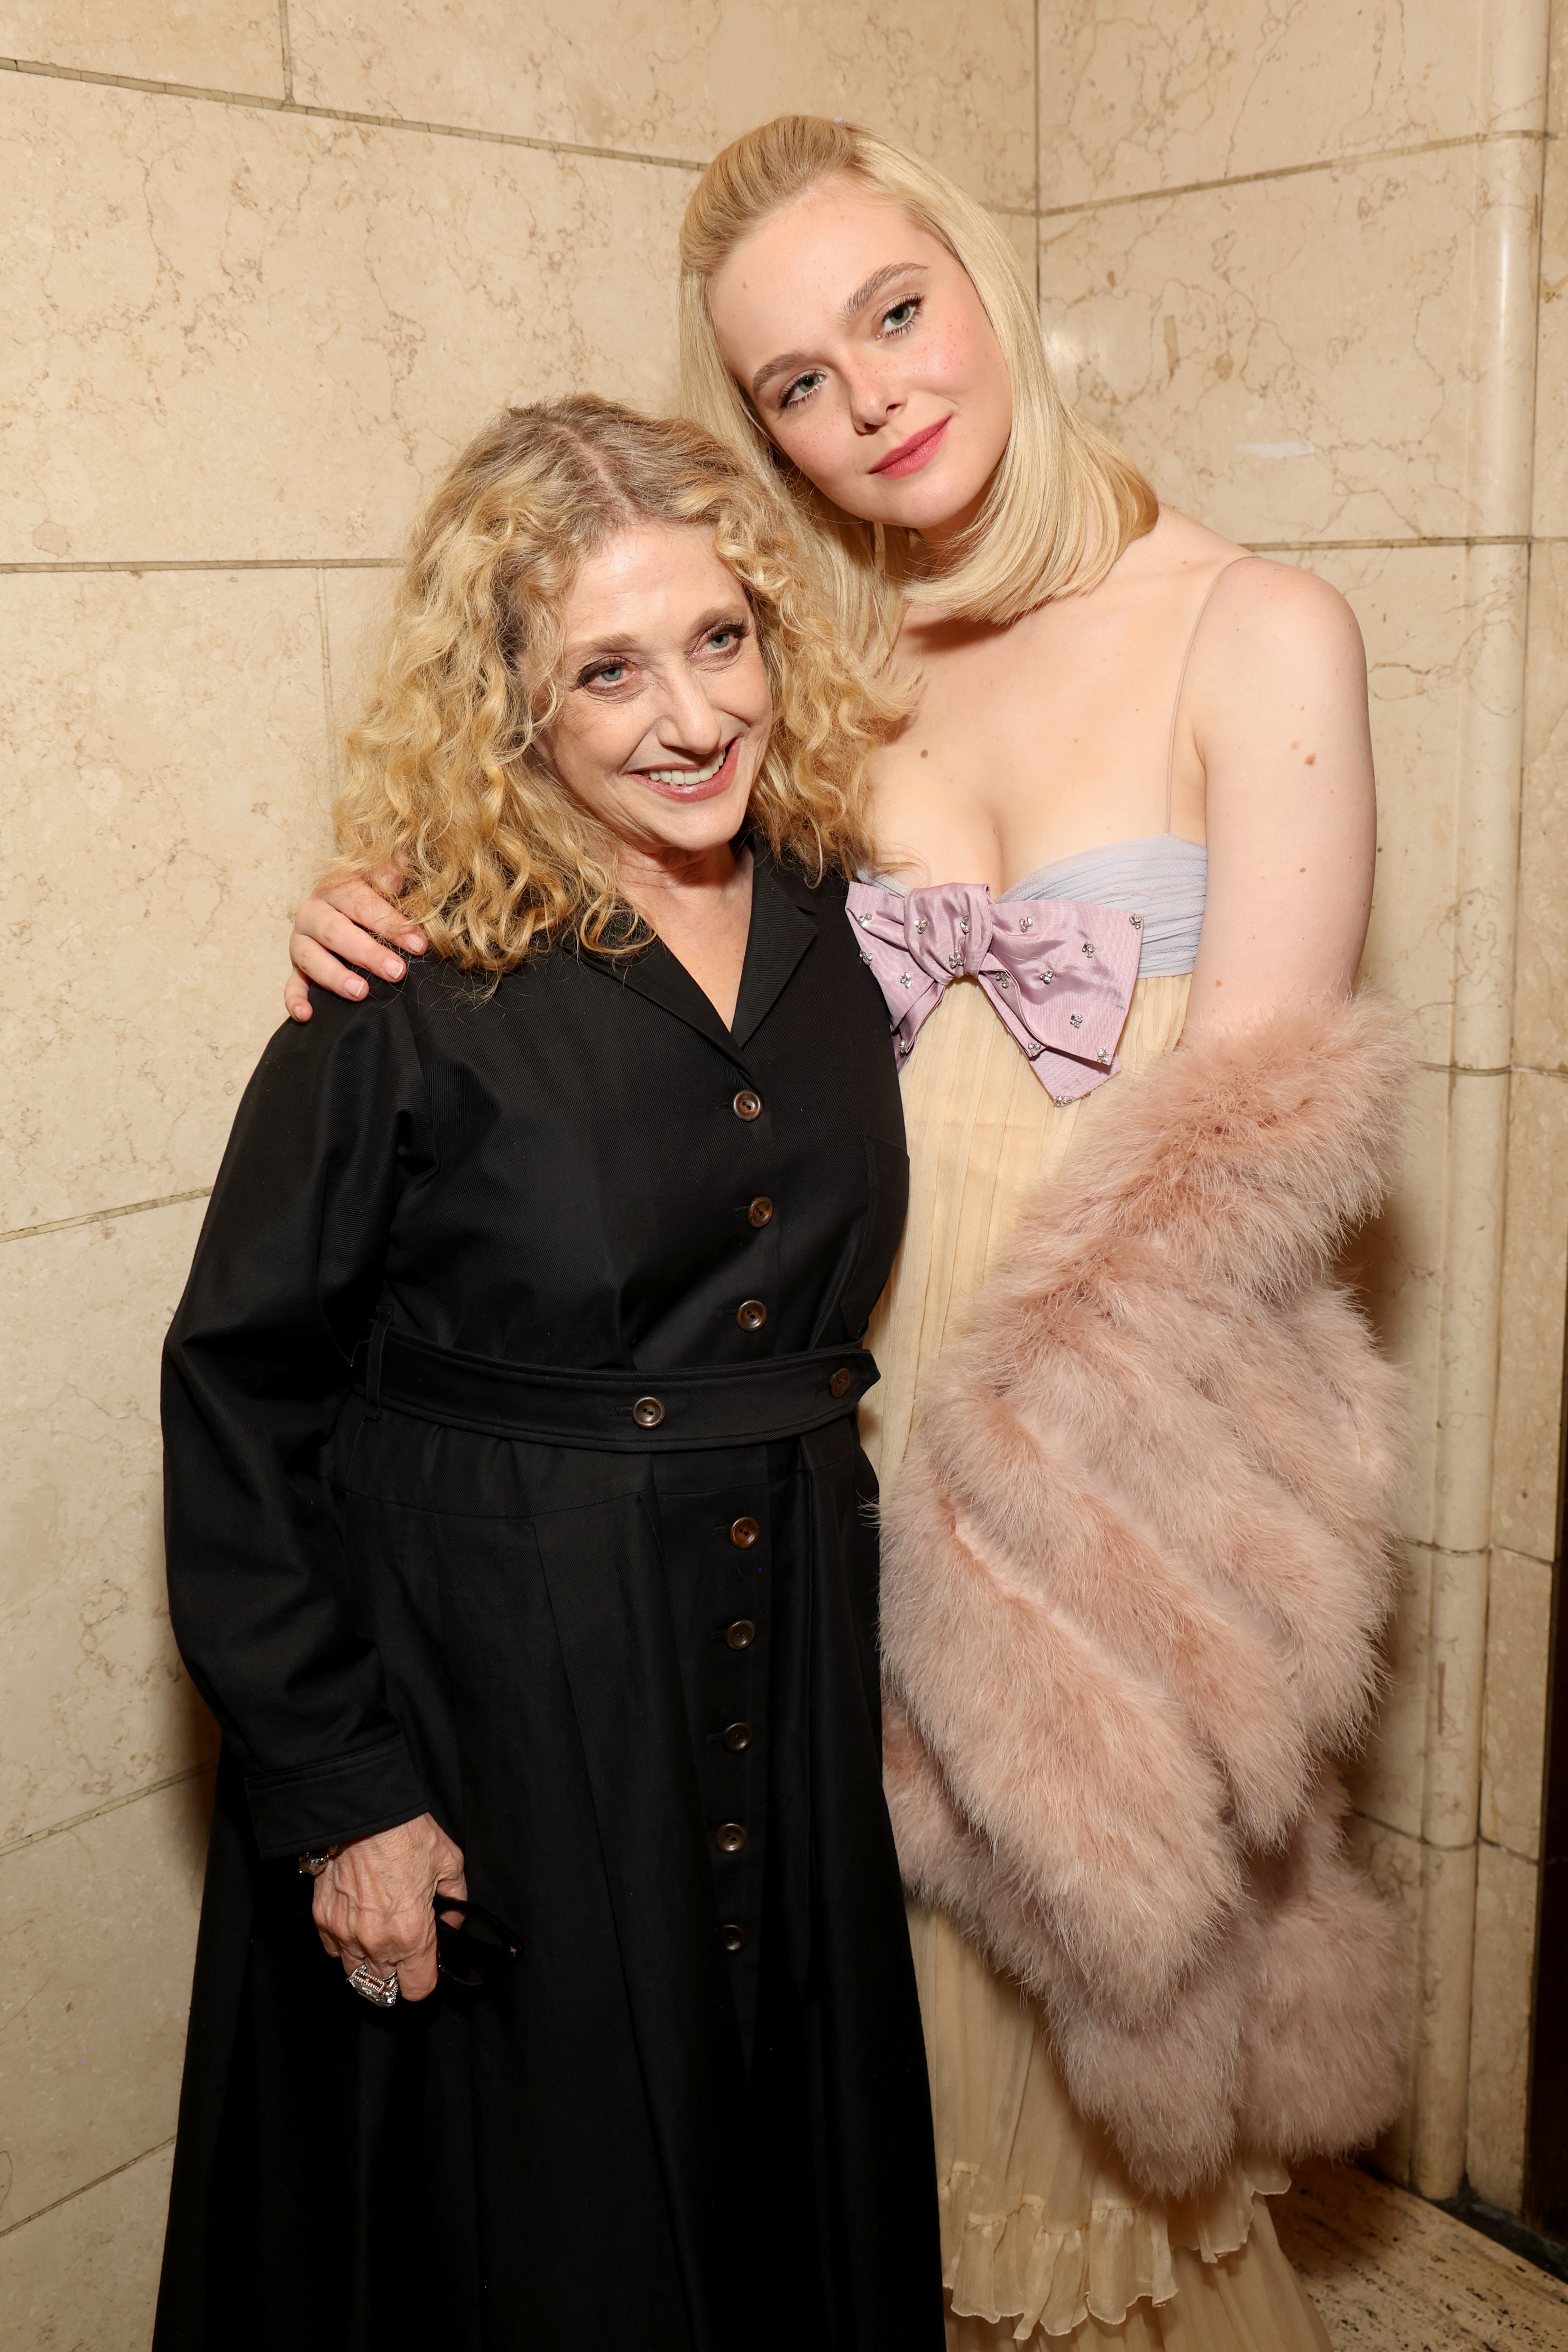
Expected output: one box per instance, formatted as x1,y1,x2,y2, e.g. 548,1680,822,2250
1184,560,1376,1039
285,867,425,1022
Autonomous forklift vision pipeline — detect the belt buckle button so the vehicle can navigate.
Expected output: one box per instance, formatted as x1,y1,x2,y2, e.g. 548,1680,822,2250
632,1395,664,1428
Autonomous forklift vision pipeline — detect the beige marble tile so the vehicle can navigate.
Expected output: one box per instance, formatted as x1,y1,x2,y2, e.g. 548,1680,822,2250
1295,543,1527,1069
1491,1069,1568,1561
0,75,686,565
1042,139,1541,544
0,1,283,94
1350,1821,1476,2200
1277,2156,1568,2349
1351,1062,1447,1548
0,1774,211,2230
1514,543,1568,1070
1432,1071,1511,1559
1037,0,1548,210
1480,1551,1552,1861
288,0,1035,209
0,2139,173,2352
1465,1842,1539,2214
0,570,334,1230
0,1201,215,1849
1538,98,1568,535
1420,1550,1488,1851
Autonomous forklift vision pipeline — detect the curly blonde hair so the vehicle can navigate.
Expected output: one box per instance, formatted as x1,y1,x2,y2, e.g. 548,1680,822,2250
679,116,1157,648
333,394,910,969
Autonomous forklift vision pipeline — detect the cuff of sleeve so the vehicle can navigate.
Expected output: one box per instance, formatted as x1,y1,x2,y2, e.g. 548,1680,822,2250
244,1733,431,1861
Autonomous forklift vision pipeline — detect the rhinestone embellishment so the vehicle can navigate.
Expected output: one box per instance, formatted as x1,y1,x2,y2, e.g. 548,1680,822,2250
1070,1013,1083,1028
958,916,970,935
1018,915,1034,931
1082,941,1096,959
914,916,928,933
1042,966,1054,984
1097,1047,1111,1065
1130,914,1143,929
900,971,913,987
857,912,872,927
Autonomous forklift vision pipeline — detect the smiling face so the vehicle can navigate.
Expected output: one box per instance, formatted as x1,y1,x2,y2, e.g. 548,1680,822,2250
543,522,773,870
706,184,1014,544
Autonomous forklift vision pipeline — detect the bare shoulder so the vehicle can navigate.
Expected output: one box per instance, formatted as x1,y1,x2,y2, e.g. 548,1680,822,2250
1206,551,1366,677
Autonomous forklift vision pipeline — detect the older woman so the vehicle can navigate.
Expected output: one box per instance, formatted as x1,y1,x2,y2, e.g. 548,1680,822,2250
154,395,942,2351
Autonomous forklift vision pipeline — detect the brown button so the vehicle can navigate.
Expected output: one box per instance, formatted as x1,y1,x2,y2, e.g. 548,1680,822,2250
730,1516,760,1549
737,1299,767,1331
632,1395,665,1428
733,1089,762,1121
725,1619,756,1651
720,1922,747,1953
715,1822,748,1854
748,1196,774,1228
829,1367,853,1398
723,1721,753,1753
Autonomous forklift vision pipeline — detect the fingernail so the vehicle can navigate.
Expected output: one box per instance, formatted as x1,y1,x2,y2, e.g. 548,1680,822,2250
384,958,404,980
348,977,367,999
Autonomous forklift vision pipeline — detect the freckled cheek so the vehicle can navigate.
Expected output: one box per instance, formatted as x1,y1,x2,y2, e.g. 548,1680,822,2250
773,409,860,499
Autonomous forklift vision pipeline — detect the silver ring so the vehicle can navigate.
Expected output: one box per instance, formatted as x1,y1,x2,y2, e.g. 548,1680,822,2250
347,1959,399,2007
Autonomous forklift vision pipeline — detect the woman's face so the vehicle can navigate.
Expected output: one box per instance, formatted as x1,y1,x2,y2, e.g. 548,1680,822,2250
544,523,772,866
706,185,1013,543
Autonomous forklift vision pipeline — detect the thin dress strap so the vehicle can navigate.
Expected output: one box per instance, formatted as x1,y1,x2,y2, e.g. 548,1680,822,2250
1163,555,1254,833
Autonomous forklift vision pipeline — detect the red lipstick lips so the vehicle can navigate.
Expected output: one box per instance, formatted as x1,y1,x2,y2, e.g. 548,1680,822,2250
869,416,952,479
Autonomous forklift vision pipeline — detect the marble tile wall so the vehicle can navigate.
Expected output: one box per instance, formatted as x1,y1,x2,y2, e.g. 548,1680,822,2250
1037,0,1559,2216
0,6,1034,2336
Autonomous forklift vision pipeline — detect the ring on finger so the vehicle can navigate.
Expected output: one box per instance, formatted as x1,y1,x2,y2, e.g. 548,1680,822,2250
347,1959,399,2007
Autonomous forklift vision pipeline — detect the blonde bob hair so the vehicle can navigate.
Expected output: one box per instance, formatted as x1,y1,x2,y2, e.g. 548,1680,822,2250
333,394,908,971
679,115,1157,643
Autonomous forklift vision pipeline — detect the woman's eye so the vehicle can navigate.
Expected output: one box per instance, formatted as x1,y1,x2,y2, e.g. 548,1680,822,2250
582,662,628,689
705,625,745,654
880,296,921,335
779,370,825,410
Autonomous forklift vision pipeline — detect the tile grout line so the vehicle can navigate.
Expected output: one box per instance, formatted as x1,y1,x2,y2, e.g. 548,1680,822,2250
3,540,1556,581
0,53,710,171
276,0,293,106
1039,124,1544,217
0,2136,177,2243
0,1764,214,1865
0,1186,212,1247
0,52,1528,212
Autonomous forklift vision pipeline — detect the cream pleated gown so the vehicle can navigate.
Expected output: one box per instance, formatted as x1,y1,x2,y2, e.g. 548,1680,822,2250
860,968,1332,2352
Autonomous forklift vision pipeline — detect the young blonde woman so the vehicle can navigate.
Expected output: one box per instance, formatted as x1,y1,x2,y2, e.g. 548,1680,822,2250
158,395,944,2352
285,121,1409,2352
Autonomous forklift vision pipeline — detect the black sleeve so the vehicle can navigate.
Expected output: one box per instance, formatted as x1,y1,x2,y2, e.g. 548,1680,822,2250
162,980,436,1860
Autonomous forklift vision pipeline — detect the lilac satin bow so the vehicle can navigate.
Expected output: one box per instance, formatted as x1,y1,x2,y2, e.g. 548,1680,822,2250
845,879,1143,1103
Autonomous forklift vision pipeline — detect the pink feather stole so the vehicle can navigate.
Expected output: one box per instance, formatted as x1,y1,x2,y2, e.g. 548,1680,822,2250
879,992,1413,2199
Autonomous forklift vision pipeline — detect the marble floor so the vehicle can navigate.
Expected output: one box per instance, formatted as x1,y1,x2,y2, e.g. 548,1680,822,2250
1275,2164,1568,2350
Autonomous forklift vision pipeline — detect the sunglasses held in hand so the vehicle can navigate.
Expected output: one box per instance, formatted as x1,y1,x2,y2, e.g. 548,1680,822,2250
434,1895,523,1989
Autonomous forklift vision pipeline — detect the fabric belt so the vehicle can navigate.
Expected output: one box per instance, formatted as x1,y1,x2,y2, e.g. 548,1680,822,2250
353,1321,878,1453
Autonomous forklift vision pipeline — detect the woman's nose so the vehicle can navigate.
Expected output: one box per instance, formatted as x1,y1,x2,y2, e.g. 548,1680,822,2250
656,667,724,754
844,360,904,436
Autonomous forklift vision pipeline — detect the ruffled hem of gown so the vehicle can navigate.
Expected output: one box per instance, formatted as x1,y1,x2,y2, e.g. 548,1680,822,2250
939,2152,1293,2339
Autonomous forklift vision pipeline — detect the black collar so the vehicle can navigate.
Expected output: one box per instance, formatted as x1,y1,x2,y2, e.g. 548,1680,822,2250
581,838,820,1065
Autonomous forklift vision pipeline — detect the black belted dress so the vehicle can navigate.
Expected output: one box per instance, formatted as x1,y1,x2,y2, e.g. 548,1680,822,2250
154,849,942,2352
